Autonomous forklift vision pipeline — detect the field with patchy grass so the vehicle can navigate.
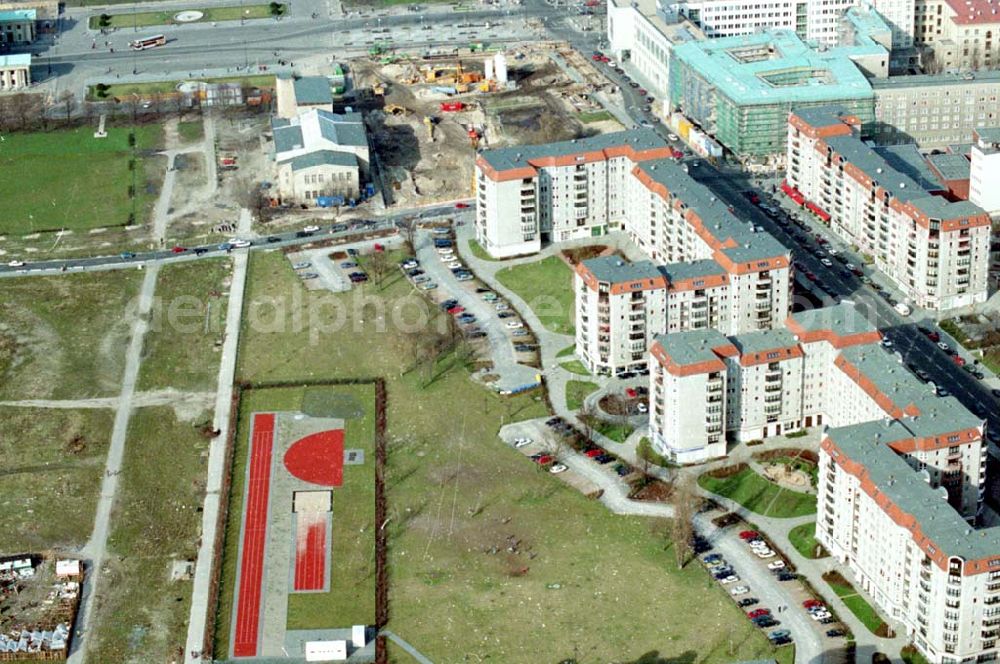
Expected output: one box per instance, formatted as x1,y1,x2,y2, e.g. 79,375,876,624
210,249,790,662
138,258,231,391
565,379,597,411
88,406,210,663
788,522,827,559
699,466,817,518
0,125,163,234
88,4,281,28
177,119,204,143
0,407,113,551
496,256,575,335
0,270,142,400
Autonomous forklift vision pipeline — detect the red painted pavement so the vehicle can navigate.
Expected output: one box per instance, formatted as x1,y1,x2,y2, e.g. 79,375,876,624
293,513,327,591
283,429,344,487
232,413,275,658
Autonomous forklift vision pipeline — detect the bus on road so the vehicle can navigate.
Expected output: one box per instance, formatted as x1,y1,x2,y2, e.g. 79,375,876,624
129,34,166,50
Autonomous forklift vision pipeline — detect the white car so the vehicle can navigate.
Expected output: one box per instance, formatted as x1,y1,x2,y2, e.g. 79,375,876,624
767,561,786,570
7,260,24,267
514,437,533,448
668,133,679,141
549,463,568,474
303,225,320,233
845,263,857,271
437,247,454,255
936,341,951,352
894,302,912,316
749,540,769,548
730,586,750,596
506,321,523,329
811,611,832,621
755,550,776,559
401,260,419,270
229,239,251,248
636,402,648,414
495,302,510,311
820,258,833,267
446,261,463,269
421,282,437,290
720,575,740,584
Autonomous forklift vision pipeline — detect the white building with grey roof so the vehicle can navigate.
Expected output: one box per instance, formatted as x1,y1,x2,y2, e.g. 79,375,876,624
271,108,370,204
787,106,990,311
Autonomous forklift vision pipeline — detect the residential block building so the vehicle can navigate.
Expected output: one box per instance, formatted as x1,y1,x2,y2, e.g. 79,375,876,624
819,418,996,664
785,106,991,311
0,52,28,90
914,0,1000,71
969,126,1000,214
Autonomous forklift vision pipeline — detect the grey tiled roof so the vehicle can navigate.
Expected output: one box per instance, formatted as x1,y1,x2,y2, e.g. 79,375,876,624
652,329,732,367
870,70,1000,89
316,111,367,147
926,153,971,182
873,144,941,192
826,421,1000,561
279,150,358,171
478,129,667,172
637,159,790,263
788,301,878,337
790,105,858,129
730,329,799,356
579,256,663,284
273,124,304,153
661,258,728,283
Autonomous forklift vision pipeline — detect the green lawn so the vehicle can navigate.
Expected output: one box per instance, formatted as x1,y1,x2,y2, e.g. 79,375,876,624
137,258,230,391
89,75,276,100
596,419,634,443
556,344,576,358
578,110,614,124
466,238,498,262
823,572,890,635
496,255,575,335
698,467,817,518
788,522,828,559
565,379,598,411
177,119,204,143
88,4,282,28
560,359,591,376
0,269,143,400
0,125,164,234
89,407,210,663
0,407,113,551
211,249,788,662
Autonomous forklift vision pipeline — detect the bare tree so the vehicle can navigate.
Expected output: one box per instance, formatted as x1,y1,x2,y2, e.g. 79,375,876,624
57,90,75,123
368,250,389,290
542,430,568,460
577,401,598,445
399,216,418,253
669,473,696,569
8,93,42,130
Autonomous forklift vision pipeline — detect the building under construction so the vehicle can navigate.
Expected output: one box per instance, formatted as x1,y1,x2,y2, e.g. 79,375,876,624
667,7,891,160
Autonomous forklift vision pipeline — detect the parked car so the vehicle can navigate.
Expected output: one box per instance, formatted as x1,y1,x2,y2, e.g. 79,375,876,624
767,561,786,570
737,598,758,607
513,437,532,448
303,225,320,233
748,609,771,618
739,531,760,540
171,246,187,253
730,586,750,596
776,572,797,581
826,629,846,638
293,261,312,270
506,321,524,329
803,599,824,609
549,463,568,474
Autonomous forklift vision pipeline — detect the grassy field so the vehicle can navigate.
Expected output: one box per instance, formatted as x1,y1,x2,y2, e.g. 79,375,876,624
560,359,591,376
0,270,143,400
579,110,614,124
0,125,164,234
89,407,210,663
496,255,575,335
595,419,634,443
88,4,281,28
556,344,575,358
0,407,113,552
177,119,204,143
466,238,498,262
788,522,828,559
823,571,889,635
137,258,230,391
90,75,276,100
698,467,817,518
565,379,598,411
209,249,789,662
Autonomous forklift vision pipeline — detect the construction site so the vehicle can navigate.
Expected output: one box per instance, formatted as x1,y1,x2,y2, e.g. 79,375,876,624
353,42,624,208
0,555,81,660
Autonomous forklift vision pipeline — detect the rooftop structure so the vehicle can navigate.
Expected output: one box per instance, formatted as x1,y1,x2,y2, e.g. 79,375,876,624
476,129,667,176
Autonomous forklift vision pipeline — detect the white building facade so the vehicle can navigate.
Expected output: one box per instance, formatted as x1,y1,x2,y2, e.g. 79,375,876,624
786,106,991,311
970,127,1000,216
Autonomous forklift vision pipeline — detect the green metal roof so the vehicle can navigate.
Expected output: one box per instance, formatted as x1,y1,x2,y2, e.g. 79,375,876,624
670,29,878,107
653,329,733,367
826,421,1000,561
478,129,666,173
0,53,31,67
0,9,36,20
293,76,333,106
279,150,358,171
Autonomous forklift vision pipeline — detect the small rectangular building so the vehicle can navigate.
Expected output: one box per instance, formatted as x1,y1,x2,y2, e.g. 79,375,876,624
0,8,35,45
276,74,333,119
970,127,1000,216
0,52,30,90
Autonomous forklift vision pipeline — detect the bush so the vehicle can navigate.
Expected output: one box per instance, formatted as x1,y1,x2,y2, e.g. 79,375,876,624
785,429,808,438
746,439,764,446
636,437,671,468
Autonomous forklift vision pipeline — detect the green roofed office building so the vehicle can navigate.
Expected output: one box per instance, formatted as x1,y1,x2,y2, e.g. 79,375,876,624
668,8,891,161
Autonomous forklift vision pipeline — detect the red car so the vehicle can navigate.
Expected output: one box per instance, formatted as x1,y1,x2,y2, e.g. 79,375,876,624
806,272,818,282
638,88,647,96
447,306,465,315
953,355,966,366
534,454,553,465
748,608,771,618
455,202,470,209
739,530,760,540
171,246,187,253
625,387,638,398
803,599,824,609
584,448,604,458
592,54,603,61
374,243,385,252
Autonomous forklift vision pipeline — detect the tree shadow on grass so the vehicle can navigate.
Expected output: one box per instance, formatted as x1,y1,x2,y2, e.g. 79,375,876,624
561,651,698,664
